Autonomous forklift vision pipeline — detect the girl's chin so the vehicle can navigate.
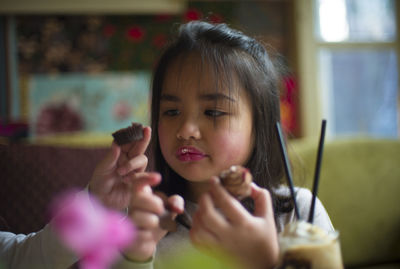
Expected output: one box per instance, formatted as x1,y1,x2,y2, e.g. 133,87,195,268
184,177,211,183
175,170,214,183
171,165,216,181
176,172,209,182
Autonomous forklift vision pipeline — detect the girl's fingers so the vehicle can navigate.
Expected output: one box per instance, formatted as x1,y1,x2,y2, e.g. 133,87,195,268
196,193,228,234
155,194,184,232
89,143,121,196
125,238,157,262
95,142,120,174
120,143,132,154
117,126,151,167
117,151,128,167
128,126,152,158
117,154,148,176
133,230,153,242
250,183,272,218
130,210,160,229
190,211,219,249
166,195,185,215
208,177,249,222
190,227,218,250
153,191,184,215
124,172,161,191
130,188,164,215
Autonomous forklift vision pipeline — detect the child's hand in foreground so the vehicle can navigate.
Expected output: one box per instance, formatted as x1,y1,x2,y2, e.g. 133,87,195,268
89,126,151,210
190,177,279,269
122,173,184,262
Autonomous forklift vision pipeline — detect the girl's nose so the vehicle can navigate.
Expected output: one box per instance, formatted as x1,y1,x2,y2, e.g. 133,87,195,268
176,118,201,140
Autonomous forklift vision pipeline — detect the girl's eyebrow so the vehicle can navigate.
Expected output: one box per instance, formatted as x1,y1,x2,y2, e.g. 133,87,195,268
200,93,236,102
160,93,236,102
160,94,180,102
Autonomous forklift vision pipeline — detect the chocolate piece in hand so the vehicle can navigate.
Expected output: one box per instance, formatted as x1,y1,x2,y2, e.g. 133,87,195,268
219,165,253,200
112,122,144,146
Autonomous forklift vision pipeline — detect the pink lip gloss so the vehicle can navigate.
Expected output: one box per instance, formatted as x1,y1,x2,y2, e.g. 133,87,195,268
176,146,206,162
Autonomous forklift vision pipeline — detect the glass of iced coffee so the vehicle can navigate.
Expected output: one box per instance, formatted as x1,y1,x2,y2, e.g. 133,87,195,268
277,221,343,269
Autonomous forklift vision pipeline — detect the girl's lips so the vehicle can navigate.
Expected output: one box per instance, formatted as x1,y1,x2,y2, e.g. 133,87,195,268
176,146,206,162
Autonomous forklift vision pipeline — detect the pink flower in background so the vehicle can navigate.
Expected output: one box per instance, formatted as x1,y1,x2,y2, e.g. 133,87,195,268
51,190,136,269
112,101,132,121
126,26,145,42
280,76,298,133
184,8,203,22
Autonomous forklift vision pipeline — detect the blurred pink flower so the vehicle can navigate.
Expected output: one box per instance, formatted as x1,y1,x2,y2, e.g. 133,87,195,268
112,101,132,121
51,190,136,269
184,8,203,22
126,26,145,42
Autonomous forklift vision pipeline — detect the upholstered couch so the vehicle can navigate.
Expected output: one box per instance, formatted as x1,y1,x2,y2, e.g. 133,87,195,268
0,138,109,234
289,137,400,268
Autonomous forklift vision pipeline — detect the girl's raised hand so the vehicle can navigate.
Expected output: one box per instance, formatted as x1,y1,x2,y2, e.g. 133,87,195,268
190,177,279,269
88,126,151,210
123,173,184,262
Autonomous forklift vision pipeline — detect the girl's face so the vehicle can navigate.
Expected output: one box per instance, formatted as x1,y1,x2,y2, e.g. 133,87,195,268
158,55,254,188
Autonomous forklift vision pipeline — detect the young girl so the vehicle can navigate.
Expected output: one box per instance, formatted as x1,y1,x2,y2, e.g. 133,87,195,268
90,21,333,269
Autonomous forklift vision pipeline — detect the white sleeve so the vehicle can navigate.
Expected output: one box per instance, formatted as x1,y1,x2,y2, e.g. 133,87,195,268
0,224,78,269
296,188,335,232
112,254,154,269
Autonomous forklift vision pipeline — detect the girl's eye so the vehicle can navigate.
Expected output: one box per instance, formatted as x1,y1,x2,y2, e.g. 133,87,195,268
205,110,227,117
162,109,180,116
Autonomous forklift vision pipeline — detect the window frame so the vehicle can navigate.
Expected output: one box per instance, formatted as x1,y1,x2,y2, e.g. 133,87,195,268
294,0,400,138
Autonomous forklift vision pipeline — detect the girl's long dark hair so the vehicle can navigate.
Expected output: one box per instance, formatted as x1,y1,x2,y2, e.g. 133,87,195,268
149,21,293,220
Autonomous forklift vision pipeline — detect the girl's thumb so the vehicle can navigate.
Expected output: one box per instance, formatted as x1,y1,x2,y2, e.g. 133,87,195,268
167,195,185,215
158,194,185,232
251,183,271,218
97,142,121,172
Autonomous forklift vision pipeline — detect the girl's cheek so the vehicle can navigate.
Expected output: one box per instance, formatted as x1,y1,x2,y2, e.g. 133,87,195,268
214,131,253,163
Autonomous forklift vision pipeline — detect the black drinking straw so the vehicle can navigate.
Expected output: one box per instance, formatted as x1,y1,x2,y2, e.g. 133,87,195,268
275,122,300,220
308,119,327,224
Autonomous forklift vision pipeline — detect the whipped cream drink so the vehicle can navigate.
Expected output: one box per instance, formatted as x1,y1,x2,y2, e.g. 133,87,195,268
278,221,343,269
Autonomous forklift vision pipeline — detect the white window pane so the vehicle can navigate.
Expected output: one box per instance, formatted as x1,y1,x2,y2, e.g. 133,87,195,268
319,49,398,137
316,0,396,42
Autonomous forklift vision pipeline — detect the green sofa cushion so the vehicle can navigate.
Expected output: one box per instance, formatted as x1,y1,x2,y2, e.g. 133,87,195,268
289,138,400,267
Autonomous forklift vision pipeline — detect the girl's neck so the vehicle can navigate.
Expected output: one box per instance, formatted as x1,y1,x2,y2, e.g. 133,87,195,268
186,180,212,203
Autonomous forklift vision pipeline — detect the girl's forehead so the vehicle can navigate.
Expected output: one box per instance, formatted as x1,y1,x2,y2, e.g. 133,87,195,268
162,54,240,96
